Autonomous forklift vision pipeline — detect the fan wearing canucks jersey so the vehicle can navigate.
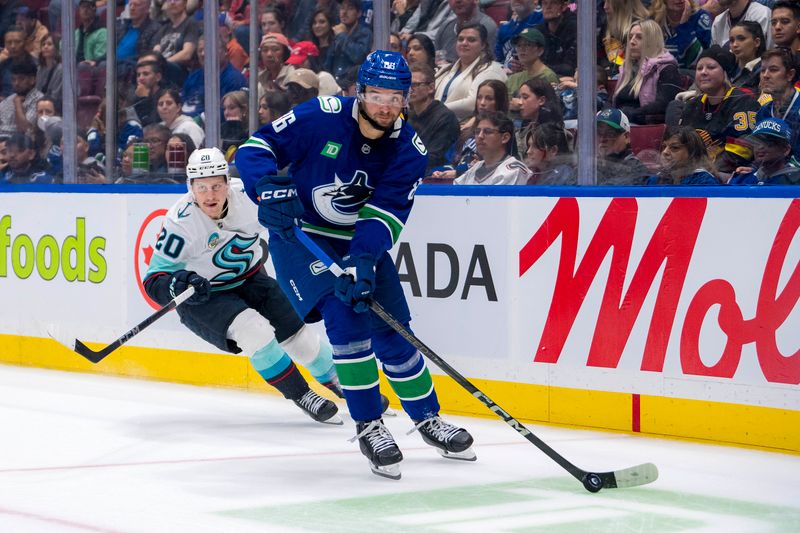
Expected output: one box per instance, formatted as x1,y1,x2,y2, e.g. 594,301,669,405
235,51,475,480
143,148,346,425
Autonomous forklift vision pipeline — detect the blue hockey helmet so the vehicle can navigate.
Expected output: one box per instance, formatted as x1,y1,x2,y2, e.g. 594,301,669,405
357,50,412,96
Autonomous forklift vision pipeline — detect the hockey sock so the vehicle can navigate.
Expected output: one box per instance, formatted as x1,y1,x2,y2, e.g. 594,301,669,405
383,351,439,421
280,328,337,385
332,339,382,421
250,340,310,400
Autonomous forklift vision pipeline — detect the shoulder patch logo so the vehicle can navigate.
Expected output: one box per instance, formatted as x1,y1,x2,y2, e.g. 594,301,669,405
321,141,342,159
207,232,220,249
318,96,342,113
412,133,427,155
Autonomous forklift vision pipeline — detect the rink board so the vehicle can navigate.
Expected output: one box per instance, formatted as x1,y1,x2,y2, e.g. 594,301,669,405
0,187,798,453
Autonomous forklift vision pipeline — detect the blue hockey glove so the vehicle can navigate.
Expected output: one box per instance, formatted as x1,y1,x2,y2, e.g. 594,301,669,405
334,254,376,313
255,176,304,240
169,270,210,305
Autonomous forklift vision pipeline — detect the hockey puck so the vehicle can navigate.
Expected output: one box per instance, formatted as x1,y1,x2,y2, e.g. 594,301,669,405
582,473,603,493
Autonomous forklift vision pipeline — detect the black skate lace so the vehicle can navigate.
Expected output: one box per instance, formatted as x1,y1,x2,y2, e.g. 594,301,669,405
407,416,461,443
297,390,327,414
349,420,396,453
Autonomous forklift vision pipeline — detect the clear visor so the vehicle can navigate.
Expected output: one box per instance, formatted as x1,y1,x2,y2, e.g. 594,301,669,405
192,181,227,193
358,91,408,109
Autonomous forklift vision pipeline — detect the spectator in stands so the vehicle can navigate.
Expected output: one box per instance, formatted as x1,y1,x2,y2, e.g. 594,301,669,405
536,0,578,77
35,34,63,103
525,121,576,185
153,0,200,86
116,0,161,69
649,0,713,70
257,91,291,125
455,111,531,184
392,0,421,36
432,78,510,181
0,56,41,136
389,32,403,53
730,117,800,184
142,122,171,172
711,0,772,49
309,8,335,72
770,1,800,52
405,33,436,70
262,5,290,37
0,26,33,97
75,128,106,184
118,142,135,180
327,0,372,84
75,0,107,94
259,32,295,94
613,20,681,124
181,34,247,118
496,0,543,71
515,77,562,154
557,65,611,121
506,28,559,103
286,41,341,96
130,59,163,127
88,93,143,161
284,68,320,107
155,88,204,149
408,64,461,173
435,0,498,64
756,47,800,158
647,125,721,184
34,99,60,162
0,131,52,184
435,23,507,122
221,90,248,158
729,20,765,91
8,6,48,61
218,24,249,72
600,0,649,77
679,45,758,175
0,0,19,45
595,108,650,185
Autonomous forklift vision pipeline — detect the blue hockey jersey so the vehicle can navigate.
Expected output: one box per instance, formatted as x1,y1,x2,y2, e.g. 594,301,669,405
235,96,428,259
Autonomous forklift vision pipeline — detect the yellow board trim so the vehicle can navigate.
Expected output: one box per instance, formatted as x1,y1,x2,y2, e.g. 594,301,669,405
2,334,798,454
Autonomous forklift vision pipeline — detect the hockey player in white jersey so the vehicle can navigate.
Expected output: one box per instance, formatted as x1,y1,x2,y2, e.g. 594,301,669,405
143,147,345,424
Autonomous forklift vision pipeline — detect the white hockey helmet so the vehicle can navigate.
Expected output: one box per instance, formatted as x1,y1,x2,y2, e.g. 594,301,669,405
186,147,229,192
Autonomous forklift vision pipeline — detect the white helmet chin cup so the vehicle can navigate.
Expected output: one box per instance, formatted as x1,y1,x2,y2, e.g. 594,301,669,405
186,147,229,192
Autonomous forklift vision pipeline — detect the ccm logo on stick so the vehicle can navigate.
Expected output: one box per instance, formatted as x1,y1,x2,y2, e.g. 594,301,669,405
260,189,297,200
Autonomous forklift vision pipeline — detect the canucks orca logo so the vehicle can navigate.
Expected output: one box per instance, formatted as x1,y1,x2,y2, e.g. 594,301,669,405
211,234,258,282
312,170,374,225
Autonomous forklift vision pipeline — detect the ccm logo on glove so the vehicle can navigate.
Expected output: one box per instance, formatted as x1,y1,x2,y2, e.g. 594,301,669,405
260,188,298,201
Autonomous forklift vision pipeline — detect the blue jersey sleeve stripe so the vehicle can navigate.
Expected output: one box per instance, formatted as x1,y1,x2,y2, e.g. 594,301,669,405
241,137,276,157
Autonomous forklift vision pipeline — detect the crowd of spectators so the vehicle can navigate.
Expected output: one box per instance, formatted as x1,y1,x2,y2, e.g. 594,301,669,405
0,0,799,186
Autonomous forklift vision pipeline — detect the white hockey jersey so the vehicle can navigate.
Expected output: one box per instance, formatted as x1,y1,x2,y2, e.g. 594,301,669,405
454,155,531,185
144,178,267,288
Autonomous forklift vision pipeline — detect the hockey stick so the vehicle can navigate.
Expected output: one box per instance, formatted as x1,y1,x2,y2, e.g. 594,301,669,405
293,226,658,493
52,245,271,364
50,286,197,364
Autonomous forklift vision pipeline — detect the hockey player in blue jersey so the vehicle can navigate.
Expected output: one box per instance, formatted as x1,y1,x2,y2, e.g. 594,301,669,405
143,147,348,425
235,51,475,480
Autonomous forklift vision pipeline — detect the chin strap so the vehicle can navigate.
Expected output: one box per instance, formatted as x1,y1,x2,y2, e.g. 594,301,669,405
358,102,397,134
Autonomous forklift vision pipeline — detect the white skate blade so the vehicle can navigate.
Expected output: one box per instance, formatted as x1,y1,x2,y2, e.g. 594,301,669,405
369,462,401,480
319,413,344,425
382,406,397,417
437,447,477,461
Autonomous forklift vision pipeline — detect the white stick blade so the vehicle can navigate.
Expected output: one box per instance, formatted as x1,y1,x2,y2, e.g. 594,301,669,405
613,462,659,488
44,323,77,352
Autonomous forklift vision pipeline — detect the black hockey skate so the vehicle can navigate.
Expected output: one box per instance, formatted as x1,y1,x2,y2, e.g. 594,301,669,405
350,419,403,480
322,379,396,416
293,389,343,425
410,416,477,461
